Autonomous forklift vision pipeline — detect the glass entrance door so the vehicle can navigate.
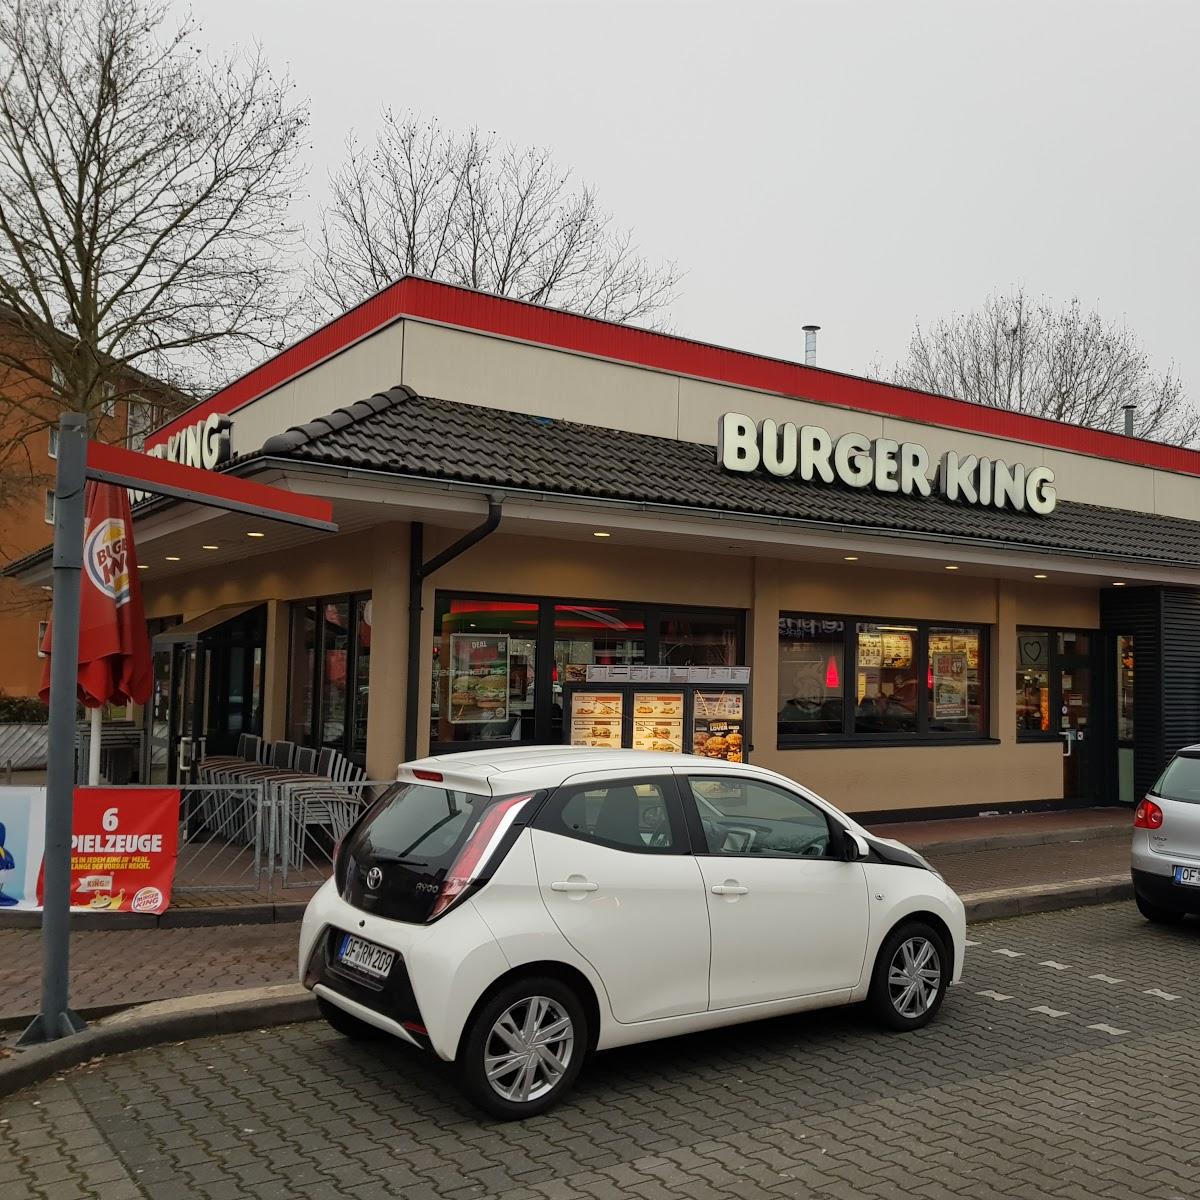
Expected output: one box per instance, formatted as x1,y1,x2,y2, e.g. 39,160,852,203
1058,661,1093,800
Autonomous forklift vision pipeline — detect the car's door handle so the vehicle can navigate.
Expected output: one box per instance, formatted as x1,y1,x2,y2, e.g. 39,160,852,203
551,880,599,892
711,884,749,896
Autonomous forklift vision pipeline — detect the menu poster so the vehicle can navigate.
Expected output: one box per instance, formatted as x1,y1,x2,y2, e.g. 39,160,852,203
880,633,912,668
448,634,510,724
564,663,588,683
691,690,745,762
857,633,882,668
570,691,624,747
931,652,968,718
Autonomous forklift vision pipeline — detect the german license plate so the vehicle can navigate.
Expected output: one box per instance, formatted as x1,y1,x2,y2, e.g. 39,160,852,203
1172,866,1200,887
337,934,395,979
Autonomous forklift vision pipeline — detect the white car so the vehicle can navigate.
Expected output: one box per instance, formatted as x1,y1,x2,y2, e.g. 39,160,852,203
299,748,965,1119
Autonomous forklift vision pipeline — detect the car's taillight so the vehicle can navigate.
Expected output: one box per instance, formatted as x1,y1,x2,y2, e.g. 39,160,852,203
428,793,534,921
1134,798,1164,829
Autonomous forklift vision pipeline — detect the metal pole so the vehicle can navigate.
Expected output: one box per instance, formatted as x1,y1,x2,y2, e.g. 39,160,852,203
18,414,87,1046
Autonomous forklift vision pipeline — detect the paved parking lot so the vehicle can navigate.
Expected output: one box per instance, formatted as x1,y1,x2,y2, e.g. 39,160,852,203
4,901,1199,1200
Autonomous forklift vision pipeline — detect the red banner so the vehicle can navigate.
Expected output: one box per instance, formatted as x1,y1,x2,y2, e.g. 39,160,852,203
37,787,180,914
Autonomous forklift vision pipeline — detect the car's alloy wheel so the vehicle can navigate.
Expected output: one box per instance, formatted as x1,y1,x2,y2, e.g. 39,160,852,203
867,920,949,1031
459,976,588,1119
484,995,575,1103
887,936,941,1018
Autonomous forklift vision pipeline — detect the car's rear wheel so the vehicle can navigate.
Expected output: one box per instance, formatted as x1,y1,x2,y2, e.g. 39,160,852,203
317,995,387,1041
867,921,949,1031
458,976,587,1120
1136,893,1186,925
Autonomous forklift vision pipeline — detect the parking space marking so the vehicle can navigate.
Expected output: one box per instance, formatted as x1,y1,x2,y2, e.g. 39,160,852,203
1089,973,1123,984
1088,1023,1129,1036
976,990,1013,1001
964,939,981,947
1029,1006,1069,1018
1144,988,1180,1001
1039,960,1071,970
993,948,1024,957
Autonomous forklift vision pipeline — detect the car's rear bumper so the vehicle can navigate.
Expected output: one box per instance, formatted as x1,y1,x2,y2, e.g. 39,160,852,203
1132,867,1200,914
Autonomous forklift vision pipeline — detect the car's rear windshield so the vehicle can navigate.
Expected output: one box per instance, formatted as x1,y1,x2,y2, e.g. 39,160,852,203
1152,755,1200,804
355,782,492,868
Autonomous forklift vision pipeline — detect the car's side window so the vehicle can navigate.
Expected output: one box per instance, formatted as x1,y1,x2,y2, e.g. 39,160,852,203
542,779,677,853
684,776,835,858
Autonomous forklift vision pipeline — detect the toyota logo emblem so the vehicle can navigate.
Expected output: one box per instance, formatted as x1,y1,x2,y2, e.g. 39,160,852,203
366,866,383,890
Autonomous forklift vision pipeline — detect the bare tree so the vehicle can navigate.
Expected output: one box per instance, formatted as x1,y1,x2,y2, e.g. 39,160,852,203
886,288,1198,445
312,112,680,326
0,0,309,451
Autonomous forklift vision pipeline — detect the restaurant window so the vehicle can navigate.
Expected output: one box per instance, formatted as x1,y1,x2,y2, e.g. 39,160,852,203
778,617,845,735
431,592,743,750
777,613,988,745
1016,631,1051,734
433,596,539,745
286,591,371,764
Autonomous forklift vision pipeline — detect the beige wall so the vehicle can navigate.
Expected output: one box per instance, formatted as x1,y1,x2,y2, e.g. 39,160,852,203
145,518,1106,814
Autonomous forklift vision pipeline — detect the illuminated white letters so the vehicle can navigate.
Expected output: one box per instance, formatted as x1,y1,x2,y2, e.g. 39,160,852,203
717,413,1057,515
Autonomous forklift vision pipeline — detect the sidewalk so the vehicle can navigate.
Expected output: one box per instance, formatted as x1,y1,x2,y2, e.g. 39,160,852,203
2,806,1133,1043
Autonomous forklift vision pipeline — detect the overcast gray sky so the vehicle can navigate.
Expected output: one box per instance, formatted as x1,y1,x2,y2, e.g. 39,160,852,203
182,0,1199,400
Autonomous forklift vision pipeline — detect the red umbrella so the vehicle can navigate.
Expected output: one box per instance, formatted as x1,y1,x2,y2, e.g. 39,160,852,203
39,482,152,709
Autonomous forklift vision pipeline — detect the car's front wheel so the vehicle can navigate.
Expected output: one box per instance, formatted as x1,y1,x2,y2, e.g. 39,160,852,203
458,977,587,1120
867,921,950,1031
1135,893,1186,925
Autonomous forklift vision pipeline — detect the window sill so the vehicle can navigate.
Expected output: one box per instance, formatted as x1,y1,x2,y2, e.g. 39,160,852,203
776,736,1001,751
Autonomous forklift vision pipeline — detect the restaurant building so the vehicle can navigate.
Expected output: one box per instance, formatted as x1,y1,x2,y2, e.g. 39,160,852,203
12,277,1200,817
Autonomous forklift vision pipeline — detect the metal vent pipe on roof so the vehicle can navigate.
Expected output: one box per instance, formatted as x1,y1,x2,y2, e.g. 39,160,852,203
802,325,820,367
1122,404,1136,437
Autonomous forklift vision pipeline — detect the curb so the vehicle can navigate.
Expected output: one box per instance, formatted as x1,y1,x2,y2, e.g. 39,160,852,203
891,825,1130,858
963,875,1132,922
0,902,309,932
0,984,317,1100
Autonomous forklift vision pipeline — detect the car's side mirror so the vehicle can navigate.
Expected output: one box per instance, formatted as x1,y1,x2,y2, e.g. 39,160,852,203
840,829,870,862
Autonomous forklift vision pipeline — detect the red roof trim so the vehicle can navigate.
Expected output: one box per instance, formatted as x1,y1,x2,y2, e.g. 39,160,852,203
148,277,1200,478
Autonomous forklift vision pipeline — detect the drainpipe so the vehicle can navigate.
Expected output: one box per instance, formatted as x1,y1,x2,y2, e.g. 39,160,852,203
405,495,504,762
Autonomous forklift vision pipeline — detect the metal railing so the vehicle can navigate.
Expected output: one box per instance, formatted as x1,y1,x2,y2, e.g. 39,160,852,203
174,778,393,899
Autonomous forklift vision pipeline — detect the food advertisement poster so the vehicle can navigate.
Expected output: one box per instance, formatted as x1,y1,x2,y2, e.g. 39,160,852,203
570,691,623,747
880,632,913,668
692,691,745,761
931,652,969,719
448,634,510,724
632,692,684,752
33,787,180,914
0,787,46,909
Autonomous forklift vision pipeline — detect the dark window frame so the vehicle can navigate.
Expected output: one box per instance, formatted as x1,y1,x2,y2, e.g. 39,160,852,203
431,590,746,753
777,610,992,749
286,591,372,765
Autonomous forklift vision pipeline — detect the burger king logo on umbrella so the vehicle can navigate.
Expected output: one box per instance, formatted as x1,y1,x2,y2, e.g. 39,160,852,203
84,517,131,607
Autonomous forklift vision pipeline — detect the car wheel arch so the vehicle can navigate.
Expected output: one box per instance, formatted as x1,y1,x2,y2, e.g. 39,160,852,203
454,960,602,1062
879,910,956,977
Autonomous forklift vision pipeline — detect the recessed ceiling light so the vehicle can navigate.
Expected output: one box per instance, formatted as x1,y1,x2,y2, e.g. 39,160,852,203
1033,573,1048,580
246,531,265,538
843,555,859,562
592,531,610,538
202,544,219,550
944,564,959,571
165,555,181,562
1113,580,1127,587
137,564,148,570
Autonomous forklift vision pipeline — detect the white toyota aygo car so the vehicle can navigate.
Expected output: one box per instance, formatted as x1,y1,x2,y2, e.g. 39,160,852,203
300,747,965,1119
